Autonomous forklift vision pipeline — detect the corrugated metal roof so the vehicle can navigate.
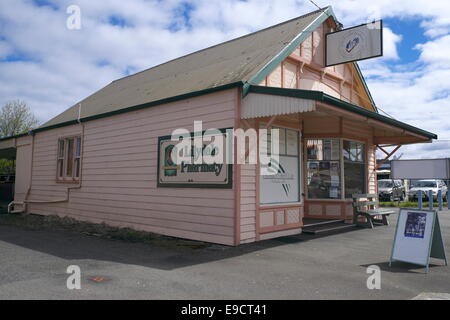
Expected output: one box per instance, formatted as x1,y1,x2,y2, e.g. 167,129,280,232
41,8,327,129
247,85,438,140
241,93,315,119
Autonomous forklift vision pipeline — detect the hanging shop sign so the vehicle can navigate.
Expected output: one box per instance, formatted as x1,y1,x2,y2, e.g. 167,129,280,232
389,208,447,273
325,20,383,67
157,129,233,188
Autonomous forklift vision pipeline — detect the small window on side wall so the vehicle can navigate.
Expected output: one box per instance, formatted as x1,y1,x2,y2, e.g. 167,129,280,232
57,136,82,182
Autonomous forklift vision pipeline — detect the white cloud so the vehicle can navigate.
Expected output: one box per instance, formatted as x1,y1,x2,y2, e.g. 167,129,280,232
381,27,402,60
0,0,450,159
416,34,450,65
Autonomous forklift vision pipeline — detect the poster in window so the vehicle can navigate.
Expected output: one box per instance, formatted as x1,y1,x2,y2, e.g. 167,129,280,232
319,162,330,171
330,161,339,173
323,140,331,160
331,140,340,160
286,130,298,156
331,175,340,187
260,156,299,204
329,186,339,199
309,161,319,171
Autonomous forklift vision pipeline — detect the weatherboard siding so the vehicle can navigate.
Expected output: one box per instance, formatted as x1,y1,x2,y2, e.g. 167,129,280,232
240,163,257,243
262,20,370,111
27,89,238,246
368,145,377,194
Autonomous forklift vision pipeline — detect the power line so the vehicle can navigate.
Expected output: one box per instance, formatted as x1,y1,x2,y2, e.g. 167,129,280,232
376,106,396,119
308,0,343,29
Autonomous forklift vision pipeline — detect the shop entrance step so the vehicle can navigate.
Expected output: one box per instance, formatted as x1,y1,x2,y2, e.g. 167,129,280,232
302,219,356,235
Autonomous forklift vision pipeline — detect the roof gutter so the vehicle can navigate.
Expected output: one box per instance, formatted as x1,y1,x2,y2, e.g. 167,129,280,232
0,81,245,141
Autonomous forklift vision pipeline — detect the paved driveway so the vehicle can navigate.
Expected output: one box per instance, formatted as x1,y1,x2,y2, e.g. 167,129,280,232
0,209,449,299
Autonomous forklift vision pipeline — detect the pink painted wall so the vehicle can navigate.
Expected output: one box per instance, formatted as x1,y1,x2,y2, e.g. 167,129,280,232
24,88,239,245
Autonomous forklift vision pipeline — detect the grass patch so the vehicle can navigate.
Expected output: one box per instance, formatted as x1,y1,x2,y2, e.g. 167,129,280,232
0,213,210,249
380,201,448,208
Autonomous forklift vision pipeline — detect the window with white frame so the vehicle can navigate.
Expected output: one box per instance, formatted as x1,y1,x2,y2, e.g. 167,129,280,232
57,136,82,182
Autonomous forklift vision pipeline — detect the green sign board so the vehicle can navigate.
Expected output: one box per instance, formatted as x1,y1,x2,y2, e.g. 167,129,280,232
157,130,233,189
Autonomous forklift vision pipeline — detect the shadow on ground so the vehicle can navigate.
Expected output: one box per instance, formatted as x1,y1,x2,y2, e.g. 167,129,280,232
0,213,369,271
360,261,445,274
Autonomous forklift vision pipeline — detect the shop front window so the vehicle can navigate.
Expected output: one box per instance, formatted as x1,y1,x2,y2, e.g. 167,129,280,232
306,139,366,200
306,139,341,199
343,140,366,198
260,126,301,205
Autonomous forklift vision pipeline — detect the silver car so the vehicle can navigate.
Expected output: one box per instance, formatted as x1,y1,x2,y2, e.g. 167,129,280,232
409,179,448,201
378,179,405,201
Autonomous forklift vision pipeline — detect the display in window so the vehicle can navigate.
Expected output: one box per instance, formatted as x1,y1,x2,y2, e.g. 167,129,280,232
307,139,340,161
331,140,340,160
308,161,319,171
329,186,339,198
330,161,339,173
323,140,332,160
319,162,330,171
307,160,341,199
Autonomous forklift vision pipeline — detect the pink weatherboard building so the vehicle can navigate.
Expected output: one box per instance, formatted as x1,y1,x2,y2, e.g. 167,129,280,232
0,7,436,245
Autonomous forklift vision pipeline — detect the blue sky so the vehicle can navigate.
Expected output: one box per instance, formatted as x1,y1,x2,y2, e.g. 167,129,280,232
0,0,450,158
383,17,427,64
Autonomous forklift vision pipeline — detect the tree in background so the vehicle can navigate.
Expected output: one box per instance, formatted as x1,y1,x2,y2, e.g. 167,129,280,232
0,100,39,174
0,100,39,138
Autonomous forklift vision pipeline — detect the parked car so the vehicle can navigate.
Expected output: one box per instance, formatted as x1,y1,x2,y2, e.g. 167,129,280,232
378,179,405,201
409,179,448,201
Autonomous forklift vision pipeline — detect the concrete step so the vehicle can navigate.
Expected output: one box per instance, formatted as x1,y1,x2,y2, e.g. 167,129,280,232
302,222,356,235
303,218,345,227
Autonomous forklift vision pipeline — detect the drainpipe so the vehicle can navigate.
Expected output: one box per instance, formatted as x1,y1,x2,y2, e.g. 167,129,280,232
8,133,34,214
